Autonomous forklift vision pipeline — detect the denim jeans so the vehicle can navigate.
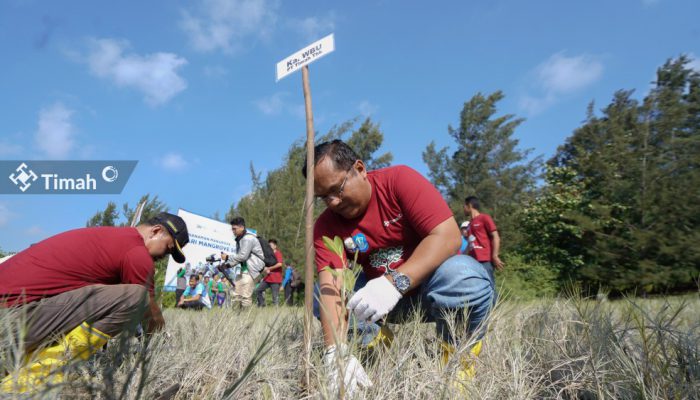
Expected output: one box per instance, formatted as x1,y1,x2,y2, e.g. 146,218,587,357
314,255,494,346
480,261,497,304
254,281,280,307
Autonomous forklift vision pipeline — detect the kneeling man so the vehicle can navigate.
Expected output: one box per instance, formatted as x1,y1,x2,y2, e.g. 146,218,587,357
0,212,189,393
306,140,494,395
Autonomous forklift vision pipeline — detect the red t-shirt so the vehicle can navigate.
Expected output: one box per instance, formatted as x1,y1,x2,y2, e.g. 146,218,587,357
466,213,497,262
0,227,155,306
264,249,284,284
314,165,454,280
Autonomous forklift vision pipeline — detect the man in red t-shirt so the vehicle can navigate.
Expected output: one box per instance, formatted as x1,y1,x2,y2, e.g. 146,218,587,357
464,196,503,287
254,239,284,306
1,212,189,393
305,140,494,396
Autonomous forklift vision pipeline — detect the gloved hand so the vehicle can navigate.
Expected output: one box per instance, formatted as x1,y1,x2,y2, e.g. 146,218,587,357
323,344,372,397
347,275,402,323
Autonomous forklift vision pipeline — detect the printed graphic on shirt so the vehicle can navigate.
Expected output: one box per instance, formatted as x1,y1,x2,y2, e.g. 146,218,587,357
353,233,370,252
383,213,403,227
368,246,403,274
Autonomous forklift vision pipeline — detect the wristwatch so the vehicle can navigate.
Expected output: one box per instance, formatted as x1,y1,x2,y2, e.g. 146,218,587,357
388,270,411,295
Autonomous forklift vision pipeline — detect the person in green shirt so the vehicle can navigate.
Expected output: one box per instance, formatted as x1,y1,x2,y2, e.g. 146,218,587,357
213,274,226,307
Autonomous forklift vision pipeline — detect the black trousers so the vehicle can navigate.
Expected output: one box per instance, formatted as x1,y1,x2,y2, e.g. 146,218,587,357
175,289,185,305
284,283,304,306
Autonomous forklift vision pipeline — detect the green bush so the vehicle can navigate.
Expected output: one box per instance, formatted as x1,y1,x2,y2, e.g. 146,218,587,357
497,253,559,300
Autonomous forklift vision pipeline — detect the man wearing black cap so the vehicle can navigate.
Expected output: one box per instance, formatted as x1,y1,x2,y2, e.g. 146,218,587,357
0,212,189,393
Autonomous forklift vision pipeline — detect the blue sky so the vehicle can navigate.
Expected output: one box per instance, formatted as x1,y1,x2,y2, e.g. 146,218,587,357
1,0,698,252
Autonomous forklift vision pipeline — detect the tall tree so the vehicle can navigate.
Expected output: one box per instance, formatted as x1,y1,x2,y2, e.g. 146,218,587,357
551,56,700,293
87,194,168,227
122,194,169,226
423,91,541,247
86,202,119,227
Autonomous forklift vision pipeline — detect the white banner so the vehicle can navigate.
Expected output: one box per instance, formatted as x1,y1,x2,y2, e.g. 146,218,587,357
162,209,236,291
276,33,335,81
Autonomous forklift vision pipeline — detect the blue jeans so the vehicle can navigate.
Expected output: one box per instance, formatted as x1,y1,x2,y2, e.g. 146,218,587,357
480,261,497,304
314,255,494,345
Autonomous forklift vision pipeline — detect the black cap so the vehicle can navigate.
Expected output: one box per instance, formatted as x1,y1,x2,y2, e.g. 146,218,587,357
153,212,189,263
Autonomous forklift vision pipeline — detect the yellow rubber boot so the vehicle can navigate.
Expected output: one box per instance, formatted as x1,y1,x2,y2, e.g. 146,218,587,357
365,325,394,351
440,340,482,391
2,322,111,394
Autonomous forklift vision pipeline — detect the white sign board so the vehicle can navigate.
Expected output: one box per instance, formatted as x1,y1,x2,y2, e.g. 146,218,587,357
276,33,335,81
162,209,236,291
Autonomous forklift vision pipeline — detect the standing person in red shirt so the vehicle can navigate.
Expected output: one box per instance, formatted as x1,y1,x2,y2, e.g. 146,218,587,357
254,239,284,306
463,196,503,289
0,212,189,393
306,140,494,396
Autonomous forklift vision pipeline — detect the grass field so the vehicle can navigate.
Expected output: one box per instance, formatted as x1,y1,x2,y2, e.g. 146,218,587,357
2,293,699,399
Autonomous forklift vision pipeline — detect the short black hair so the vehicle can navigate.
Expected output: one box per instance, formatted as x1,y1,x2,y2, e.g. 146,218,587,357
189,275,199,282
268,239,278,245
301,140,360,178
464,196,480,210
230,216,246,227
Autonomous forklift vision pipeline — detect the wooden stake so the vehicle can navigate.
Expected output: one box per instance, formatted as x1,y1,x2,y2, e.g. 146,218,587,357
301,64,316,390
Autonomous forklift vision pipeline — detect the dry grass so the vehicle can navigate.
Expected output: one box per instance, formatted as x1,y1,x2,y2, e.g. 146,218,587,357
1,294,699,399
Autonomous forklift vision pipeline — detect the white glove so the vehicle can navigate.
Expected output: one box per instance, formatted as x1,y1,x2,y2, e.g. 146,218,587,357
323,344,372,397
347,275,402,323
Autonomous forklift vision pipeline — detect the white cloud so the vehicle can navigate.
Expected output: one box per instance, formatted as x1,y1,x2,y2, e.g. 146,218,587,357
289,14,336,42
180,0,278,54
158,152,189,172
519,93,557,116
357,100,378,117
520,52,603,115
0,139,23,156
253,92,306,119
35,102,76,158
254,92,287,115
0,202,13,227
87,38,188,106
536,53,603,94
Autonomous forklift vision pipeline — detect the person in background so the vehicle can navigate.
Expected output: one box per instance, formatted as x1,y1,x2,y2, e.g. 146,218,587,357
254,239,284,307
463,196,502,291
177,275,211,310
213,274,226,307
175,264,189,304
458,221,470,255
220,217,265,309
204,275,213,305
280,263,303,306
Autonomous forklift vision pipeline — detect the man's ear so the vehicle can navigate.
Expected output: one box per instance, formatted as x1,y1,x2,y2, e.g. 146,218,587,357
150,224,165,239
355,160,368,177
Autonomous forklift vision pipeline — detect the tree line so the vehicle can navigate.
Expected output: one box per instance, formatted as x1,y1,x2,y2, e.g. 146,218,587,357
84,56,699,298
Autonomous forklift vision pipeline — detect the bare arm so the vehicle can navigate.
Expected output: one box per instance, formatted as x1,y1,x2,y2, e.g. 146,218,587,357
318,268,348,347
264,260,283,275
490,230,504,270
268,261,283,272
389,217,461,290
